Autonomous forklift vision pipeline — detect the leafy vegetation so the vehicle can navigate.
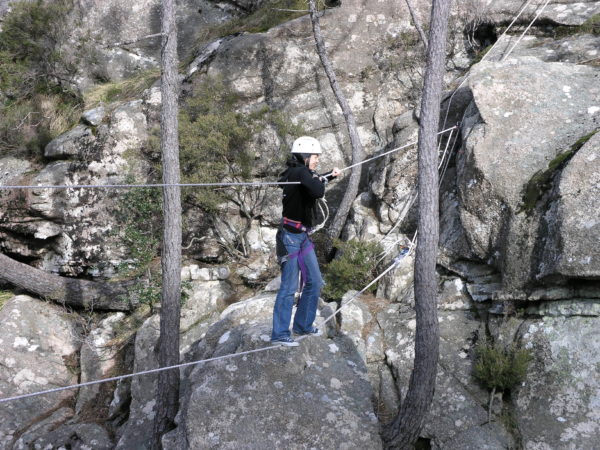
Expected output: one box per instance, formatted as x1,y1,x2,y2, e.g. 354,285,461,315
176,77,303,212
0,0,83,159
114,179,163,276
322,239,383,300
473,340,532,392
473,339,532,422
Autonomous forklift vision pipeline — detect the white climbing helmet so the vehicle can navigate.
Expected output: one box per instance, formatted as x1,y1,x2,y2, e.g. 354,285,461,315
291,136,322,154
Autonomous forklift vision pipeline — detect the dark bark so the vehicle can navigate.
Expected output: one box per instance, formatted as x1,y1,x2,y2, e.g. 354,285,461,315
308,0,363,245
151,0,182,447
382,0,451,448
0,252,135,311
405,0,428,51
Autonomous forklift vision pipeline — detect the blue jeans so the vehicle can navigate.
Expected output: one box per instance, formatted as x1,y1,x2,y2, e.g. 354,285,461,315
271,229,324,340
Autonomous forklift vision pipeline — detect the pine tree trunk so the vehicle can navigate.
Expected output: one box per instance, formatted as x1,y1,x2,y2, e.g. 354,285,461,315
0,252,135,311
382,1,451,448
151,0,182,447
308,0,363,245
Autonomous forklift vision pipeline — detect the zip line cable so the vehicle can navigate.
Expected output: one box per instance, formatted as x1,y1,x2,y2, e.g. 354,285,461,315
0,127,456,191
0,247,409,405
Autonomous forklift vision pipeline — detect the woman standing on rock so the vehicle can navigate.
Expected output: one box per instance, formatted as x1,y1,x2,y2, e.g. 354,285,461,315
270,136,341,346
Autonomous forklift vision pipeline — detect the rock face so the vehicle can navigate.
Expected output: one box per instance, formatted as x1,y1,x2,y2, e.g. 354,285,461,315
456,57,600,291
539,132,600,280
517,315,600,449
163,292,381,449
1,98,154,277
0,295,81,448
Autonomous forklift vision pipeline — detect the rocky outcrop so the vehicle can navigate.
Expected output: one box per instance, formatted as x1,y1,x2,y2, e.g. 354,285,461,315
516,315,600,448
1,97,154,277
0,295,82,448
162,292,381,449
456,57,600,291
116,277,233,449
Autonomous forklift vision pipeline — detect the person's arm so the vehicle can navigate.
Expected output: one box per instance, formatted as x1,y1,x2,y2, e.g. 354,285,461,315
299,167,326,198
318,167,342,183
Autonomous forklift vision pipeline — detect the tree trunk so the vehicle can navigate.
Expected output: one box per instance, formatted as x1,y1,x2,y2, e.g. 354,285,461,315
151,0,182,447
308,0,363,246
0,252,135,311
405,0,428,51
382,1,451,448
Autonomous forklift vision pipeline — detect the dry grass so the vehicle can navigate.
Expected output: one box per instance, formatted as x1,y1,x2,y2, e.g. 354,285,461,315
83,69,161,109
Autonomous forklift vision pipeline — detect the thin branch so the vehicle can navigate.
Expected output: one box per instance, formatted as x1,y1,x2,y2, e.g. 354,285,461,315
405,0,428,51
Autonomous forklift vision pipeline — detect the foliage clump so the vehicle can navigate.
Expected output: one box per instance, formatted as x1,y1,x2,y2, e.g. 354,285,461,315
177,77,304,212
322,239,383,300
114,180,163,275
473,340,532,393
0,0,83,159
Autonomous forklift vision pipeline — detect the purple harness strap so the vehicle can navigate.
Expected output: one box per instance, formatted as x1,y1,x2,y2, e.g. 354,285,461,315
287,238,314,290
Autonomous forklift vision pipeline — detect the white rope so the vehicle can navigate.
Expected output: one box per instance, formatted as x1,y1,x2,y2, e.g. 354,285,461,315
0,247,410,405
501,0,551,60
341,126,456,172
310,197,330,234
0,128,456,191
440,0,536,132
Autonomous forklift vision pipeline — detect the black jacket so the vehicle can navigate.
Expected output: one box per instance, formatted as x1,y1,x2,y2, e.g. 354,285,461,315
278,158,334,231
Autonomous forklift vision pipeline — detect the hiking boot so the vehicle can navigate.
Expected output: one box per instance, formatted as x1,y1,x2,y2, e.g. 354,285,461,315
271,337,300,347
293,327,322,337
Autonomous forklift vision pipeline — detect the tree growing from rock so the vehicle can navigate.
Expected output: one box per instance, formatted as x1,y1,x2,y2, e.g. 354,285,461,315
152,0,182,447
308,0,364,248
382,0,451,448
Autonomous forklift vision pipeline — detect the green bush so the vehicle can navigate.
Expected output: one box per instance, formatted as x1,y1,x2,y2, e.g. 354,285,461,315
322,239,383,300
114,180,163,275
473,340,532,392
178,77,303,212
0,0,82,159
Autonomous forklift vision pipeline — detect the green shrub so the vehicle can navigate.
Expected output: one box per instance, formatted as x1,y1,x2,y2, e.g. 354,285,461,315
114,179,163,275
473,340,532,392
178,77,303,212
322,239,383,300
0,0,82,159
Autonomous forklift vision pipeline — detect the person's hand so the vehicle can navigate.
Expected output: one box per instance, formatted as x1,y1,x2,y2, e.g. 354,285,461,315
331,167,342,177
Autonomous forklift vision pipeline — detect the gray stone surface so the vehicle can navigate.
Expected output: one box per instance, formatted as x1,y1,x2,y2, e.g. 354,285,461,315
32,423,113,450
0,295,81,449
539,132,600,279
116,280,235,449
457,57,600,290
82,106,107,126
165,323,381,449
76,312,127,414
517,316,600,449
486,0,600,26
44,125,96,159
1,100,151,277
